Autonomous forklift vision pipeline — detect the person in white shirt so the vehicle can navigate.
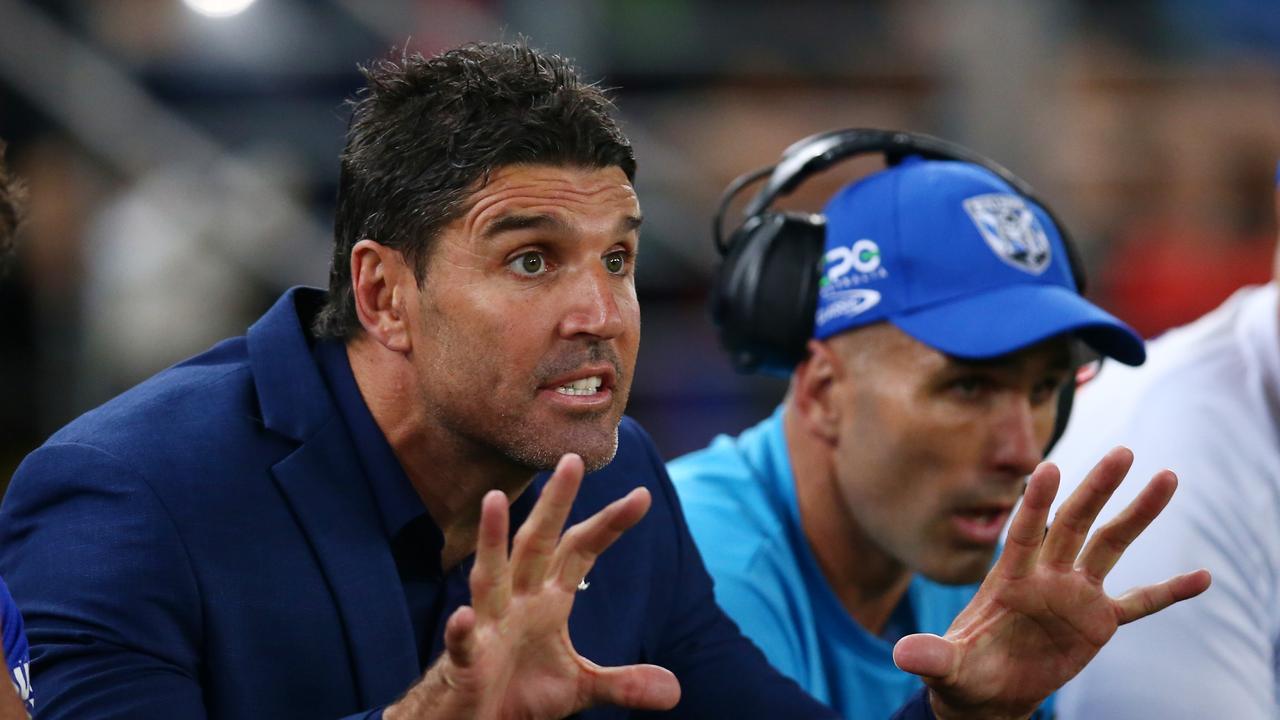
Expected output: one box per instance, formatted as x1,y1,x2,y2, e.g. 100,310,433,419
1048,170,1280,718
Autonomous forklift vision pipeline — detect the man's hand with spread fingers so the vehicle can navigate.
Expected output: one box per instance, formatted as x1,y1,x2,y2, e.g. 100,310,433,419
386,453,680,720
894,447,1212,720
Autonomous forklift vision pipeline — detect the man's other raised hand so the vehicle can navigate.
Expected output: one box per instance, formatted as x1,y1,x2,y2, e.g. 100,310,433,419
894,446,1211,720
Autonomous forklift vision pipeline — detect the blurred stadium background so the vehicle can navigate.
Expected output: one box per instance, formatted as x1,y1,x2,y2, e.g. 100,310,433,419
2,0,1279,487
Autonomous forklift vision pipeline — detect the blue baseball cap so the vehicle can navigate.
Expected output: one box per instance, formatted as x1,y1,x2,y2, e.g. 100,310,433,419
814,157,1145,365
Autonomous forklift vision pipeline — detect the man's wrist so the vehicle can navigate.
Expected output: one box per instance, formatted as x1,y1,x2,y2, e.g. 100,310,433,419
382,661,445,720
385,655,484,720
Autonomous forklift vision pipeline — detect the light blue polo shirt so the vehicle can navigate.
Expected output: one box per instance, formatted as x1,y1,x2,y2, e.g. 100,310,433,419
670,407,988,719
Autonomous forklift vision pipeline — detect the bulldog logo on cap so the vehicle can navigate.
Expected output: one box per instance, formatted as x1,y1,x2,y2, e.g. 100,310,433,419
963,193,1051,275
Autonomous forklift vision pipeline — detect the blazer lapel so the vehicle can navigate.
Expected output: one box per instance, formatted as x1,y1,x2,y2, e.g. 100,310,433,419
249,287,420,707
272,420,420,706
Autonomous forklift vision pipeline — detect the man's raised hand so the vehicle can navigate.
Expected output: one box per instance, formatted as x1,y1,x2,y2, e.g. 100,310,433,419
893,446,1212,720
386,453,680,720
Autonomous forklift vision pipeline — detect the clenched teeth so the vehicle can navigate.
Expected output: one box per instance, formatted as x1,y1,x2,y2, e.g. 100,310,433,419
556,376,603,396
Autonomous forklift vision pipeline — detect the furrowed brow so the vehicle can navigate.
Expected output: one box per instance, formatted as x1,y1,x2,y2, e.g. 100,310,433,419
480,213,569,241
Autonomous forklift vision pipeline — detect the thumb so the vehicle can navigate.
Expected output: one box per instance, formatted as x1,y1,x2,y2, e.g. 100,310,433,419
443,605,478,668
893,632,958,680
591,662,681,711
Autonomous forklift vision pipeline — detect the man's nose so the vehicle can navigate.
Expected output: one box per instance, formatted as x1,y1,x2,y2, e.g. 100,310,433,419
991,395,1045,477
558,266,625,340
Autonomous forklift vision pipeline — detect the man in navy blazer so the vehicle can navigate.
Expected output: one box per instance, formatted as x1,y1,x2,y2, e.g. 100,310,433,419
0,42,1208,720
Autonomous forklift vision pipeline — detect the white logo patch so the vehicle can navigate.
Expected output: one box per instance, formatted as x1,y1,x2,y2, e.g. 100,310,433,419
821,238,888,293
963,194,1052,275
825,238,882,280
11,660,31,710
815,288,881,327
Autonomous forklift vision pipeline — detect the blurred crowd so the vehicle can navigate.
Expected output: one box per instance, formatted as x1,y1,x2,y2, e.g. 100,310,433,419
2,0,1279,487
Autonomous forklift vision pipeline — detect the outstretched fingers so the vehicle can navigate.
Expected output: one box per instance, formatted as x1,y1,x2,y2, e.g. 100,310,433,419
1114,569,1212,625
552,487,652,593
510,454,585,592
471,490,511,618
1076,469,1177,581
995,461,1059,580
1040,446,1133,568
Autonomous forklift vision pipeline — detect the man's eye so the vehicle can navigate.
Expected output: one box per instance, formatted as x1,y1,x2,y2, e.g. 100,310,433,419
1032,376,1067,405
948,376,992,400
509,252,548,276
603,251,629,275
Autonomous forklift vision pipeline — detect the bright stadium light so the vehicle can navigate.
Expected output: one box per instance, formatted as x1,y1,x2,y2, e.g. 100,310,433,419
182,0,258,18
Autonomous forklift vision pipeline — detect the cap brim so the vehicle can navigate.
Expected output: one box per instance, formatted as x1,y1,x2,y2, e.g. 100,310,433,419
891,284,1146,365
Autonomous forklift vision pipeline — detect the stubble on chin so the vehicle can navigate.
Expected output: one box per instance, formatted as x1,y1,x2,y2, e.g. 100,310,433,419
498,412,623,474
579,424,621,473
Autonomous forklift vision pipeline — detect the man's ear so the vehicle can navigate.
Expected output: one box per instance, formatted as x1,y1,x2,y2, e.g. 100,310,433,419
791,338,844,444
350,239,413,353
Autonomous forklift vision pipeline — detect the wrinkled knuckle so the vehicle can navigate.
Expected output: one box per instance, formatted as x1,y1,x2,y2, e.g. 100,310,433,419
1065,515,1095,534
469,572,495,594
1007,529,1042,548
1101,532,1129,556
512,525,537,550
1076,565,1106,585
1042,556,1076,572
560,524,587,549
606,510,635,533
1142,594,1160,616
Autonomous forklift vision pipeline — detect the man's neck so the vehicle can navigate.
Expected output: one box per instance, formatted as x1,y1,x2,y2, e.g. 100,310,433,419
346,337,533,570
783,406,914,636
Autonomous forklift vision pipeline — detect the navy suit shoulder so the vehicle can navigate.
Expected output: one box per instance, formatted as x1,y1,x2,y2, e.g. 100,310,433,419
39,336,259,467
0,288,416,719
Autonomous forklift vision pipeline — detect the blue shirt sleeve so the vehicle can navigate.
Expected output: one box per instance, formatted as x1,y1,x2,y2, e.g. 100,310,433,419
0,573,32,712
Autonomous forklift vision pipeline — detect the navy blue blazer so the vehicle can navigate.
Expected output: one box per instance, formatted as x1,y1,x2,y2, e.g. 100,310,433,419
0,288,933,719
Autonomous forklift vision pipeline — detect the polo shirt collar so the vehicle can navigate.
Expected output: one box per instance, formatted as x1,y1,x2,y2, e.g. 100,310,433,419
313,339,429,541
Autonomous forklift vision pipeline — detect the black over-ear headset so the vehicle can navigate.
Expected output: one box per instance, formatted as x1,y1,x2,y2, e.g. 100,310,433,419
709,128,1092,452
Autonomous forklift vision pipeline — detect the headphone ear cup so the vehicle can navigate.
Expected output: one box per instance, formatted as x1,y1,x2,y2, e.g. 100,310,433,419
711,212,826,375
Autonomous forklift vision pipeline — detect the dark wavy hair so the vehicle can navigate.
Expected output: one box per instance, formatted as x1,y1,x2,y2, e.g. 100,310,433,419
312,41,637,340
0,141,23,269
